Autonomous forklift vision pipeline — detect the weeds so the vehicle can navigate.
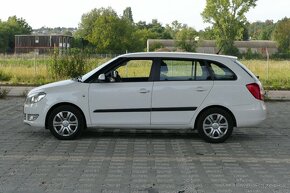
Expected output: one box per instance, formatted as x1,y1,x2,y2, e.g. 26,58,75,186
21,89,29,97
0,87,10,99
0,70,11,81
49,48,87,79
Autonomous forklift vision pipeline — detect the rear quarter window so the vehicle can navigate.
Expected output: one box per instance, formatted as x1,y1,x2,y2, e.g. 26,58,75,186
208,61,237,80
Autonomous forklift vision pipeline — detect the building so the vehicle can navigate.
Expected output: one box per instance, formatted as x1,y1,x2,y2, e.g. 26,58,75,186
15,35,73,54
147,39,278,56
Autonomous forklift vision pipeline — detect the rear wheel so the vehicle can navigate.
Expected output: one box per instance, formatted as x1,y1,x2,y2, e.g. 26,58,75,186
197,108,233,143
47,105,84,140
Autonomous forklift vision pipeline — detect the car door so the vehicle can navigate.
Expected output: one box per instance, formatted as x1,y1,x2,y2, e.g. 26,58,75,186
88,58,154,126
151,59,214,125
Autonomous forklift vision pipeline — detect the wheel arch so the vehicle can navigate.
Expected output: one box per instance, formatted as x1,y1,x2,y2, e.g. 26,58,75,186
45,102,87,129
194,105,237,129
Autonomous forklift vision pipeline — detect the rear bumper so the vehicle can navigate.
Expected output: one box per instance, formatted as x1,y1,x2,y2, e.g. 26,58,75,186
232,101,266,127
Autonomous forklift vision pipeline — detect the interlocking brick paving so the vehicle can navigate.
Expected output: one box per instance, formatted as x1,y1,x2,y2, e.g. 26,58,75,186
0,98,289,193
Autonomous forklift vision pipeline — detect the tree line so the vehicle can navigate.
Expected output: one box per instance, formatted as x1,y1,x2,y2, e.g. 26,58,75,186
0,0,289,55
0,16,32,53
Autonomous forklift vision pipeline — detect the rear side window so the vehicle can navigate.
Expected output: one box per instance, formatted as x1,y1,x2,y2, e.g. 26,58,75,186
208,61,237,80
159,59,211,81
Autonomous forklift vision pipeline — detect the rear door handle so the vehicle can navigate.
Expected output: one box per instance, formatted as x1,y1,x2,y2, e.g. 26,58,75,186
195,87,207,92
139,88,150,93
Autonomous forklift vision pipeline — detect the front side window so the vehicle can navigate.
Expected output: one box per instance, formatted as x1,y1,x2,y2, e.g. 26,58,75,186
208,62,236,80
159,59,210,81
105,59,153,82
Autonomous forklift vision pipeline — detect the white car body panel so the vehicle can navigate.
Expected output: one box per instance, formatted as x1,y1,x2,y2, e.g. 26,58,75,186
151,81,213,125
88,82,153,125
24,80,91,127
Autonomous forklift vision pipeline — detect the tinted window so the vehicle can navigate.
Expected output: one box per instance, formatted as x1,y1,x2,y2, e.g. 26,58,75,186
159,59,210,81
208,62,236,80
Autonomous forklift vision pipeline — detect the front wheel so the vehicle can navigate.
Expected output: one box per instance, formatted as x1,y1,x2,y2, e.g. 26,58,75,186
47,105,85,140
197,108,234,143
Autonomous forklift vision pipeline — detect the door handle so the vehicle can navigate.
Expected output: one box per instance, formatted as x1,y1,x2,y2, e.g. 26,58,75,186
139,88,150,93
195,87,207,92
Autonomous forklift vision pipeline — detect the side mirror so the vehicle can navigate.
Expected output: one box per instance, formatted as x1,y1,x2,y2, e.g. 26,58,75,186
112,70,118,78
98,74,106,81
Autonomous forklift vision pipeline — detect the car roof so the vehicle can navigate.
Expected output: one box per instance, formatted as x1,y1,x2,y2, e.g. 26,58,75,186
119,52,238,60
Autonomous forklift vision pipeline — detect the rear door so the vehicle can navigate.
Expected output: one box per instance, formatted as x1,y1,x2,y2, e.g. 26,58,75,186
151,59,214,125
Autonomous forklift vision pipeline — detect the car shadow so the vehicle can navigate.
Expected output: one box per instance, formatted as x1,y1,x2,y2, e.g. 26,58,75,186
81,128,201,140
81,128,256,143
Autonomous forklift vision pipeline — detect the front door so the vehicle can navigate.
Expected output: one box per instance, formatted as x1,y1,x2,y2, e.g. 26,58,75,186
89,59,154,126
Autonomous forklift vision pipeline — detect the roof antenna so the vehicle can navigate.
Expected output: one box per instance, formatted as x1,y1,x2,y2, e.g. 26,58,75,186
216,44,223,54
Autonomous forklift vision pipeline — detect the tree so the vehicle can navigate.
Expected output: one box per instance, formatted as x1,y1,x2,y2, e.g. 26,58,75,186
199,27,215,40
75,7,138,54
7,16,32,34
201,0,257,55
165,20,187,39
0,16,32,53
122,7,134,23
175,27,198,52
273,17,290,53
0,21,9,53
247,20,275,40
147,19,172,39
134,28,158,51
75,8,107,39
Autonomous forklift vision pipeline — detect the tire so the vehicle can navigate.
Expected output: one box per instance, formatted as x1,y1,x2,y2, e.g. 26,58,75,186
47,105,84,140
197,108,234,143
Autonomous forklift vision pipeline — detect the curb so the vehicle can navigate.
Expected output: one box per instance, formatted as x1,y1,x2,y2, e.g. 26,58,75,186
265,90,290,101
0,86,34,97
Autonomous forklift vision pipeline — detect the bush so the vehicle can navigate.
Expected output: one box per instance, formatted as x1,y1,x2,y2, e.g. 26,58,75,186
149,42,164,51
240,48,264,60
222,44,240,56
49,48,87,79
271,52,290,59
0,70,11,81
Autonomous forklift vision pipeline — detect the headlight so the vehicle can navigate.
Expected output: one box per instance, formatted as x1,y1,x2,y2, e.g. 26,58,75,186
26,92,46,104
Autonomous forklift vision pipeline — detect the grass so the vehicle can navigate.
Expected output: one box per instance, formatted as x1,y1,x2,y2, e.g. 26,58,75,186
0,54,290,90
0,55,109,85
241,59,290,90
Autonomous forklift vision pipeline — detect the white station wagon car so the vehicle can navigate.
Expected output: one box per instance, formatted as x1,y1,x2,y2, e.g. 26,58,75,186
24,52,266,143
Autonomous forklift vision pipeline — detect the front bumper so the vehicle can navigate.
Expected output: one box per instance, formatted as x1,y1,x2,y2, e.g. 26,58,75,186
23,102,47,128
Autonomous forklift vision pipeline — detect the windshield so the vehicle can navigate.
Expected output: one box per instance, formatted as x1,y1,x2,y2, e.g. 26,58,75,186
81,57,119,82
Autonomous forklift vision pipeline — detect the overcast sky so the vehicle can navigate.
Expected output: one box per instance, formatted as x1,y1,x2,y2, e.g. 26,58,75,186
0,0,289,30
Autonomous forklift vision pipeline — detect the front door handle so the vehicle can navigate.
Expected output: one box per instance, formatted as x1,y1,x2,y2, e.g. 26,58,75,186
139,88,150,93
195,87,207,92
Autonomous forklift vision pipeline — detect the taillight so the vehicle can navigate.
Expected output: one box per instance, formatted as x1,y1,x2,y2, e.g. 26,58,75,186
246,83,264,101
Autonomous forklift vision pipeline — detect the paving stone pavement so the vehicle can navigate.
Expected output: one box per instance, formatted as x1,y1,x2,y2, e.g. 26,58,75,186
0,98,290,193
